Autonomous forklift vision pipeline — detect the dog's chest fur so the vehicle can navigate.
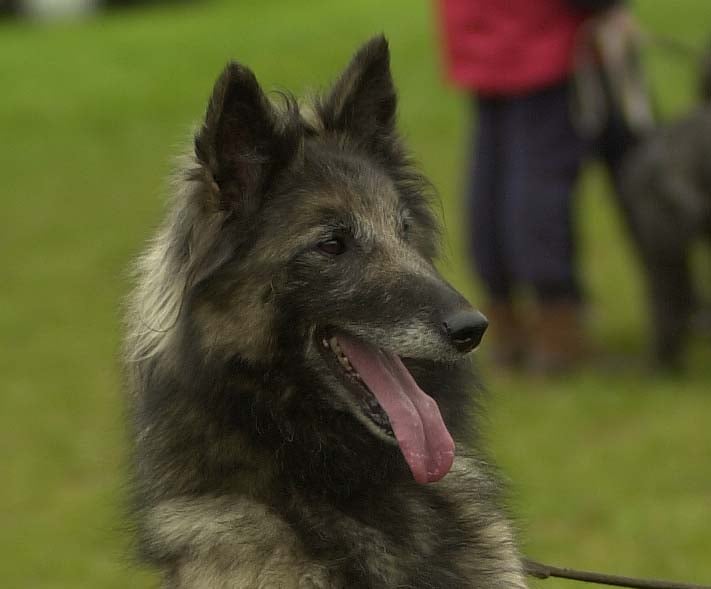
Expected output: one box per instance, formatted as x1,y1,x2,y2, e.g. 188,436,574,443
145,458,524,589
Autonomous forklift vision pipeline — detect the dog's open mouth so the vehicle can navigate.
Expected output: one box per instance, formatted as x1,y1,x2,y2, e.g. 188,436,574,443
319,330,455,484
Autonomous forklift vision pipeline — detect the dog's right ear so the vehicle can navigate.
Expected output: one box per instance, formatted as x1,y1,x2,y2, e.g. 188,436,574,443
195,62,288,212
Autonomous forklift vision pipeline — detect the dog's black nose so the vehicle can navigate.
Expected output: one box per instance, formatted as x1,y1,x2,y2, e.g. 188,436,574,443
443,310,488,353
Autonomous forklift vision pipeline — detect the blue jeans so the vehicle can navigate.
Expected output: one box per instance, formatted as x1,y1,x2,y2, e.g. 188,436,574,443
468,80,587,302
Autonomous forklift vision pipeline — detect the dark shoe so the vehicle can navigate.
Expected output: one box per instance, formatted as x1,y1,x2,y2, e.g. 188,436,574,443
485,302,527,370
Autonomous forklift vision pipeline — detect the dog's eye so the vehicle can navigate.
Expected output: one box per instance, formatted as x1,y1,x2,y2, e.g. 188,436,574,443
403,220,411,234
316,238,346,256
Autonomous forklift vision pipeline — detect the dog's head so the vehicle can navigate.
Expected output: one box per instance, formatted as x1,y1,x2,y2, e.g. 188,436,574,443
148,37,486,484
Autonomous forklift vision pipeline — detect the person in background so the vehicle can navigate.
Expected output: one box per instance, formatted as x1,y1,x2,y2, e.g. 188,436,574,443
436,0,637,374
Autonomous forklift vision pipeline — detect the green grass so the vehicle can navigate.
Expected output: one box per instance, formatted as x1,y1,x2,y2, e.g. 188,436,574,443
1,1,710,587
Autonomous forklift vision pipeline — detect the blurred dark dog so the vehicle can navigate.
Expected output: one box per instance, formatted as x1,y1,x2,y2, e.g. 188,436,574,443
620,49,711,369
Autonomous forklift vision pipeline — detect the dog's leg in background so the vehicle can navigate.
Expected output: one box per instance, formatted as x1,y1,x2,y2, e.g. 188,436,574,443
620,170,699,370
644,248,694,370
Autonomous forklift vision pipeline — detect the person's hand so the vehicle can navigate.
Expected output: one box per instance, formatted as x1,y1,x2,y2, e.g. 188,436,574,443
593,5,655,134
595,6,642,48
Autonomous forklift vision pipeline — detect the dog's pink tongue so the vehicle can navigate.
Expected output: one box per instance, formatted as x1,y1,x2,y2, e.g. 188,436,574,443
336,334,455,484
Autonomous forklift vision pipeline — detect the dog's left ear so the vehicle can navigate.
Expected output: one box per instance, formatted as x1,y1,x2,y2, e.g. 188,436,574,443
320,35,397,147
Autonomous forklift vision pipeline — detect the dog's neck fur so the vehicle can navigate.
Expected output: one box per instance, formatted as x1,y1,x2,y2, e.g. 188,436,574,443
132,328,478,507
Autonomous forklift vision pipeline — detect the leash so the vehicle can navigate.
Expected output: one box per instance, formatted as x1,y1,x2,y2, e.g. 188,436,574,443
570,16,706,139
641,31,704,61
524,559,711,589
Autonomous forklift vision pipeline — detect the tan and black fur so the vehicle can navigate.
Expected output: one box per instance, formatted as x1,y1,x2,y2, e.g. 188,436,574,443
125,37,527,588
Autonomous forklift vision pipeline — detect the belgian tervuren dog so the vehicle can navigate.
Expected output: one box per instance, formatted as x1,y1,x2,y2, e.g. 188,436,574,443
125,36,526,588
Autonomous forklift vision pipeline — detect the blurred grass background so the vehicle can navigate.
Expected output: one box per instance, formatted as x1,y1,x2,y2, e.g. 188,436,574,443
1,1,710,587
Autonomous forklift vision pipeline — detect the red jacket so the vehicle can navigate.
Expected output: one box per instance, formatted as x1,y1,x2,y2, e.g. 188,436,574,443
437,0,591,96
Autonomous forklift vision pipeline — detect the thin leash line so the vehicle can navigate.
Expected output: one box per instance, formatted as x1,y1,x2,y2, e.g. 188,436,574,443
641,30,704,60
524,559,711,589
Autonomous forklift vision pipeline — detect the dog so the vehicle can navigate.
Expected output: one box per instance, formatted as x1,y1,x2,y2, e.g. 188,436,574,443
619,49,711,370
124,36,527,588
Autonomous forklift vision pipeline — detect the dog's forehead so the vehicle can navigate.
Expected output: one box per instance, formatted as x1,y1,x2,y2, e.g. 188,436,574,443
305,149,402,216
262,145,409,244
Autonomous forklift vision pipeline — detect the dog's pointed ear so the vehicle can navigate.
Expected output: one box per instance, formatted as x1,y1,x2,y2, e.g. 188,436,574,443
195,62,288,211
320,35,397,145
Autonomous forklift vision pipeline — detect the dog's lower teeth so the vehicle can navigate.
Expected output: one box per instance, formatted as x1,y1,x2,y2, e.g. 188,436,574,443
338,355,352,372
320,332,392,436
